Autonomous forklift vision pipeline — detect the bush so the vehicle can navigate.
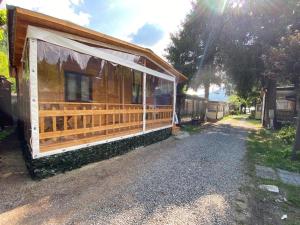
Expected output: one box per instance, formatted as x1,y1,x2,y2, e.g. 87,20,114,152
276,126,296,145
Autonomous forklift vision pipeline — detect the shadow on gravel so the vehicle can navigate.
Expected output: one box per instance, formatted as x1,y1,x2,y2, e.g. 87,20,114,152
0,123,250,225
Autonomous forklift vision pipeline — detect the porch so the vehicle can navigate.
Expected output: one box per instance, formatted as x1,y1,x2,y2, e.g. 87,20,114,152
19,27,176,158
39,102,173,152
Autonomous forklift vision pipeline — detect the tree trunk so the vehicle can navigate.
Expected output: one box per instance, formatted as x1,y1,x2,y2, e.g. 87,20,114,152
291,79,300,160
200,83,210,122
263,78,277,129
204,84,210,100
176,83,185,124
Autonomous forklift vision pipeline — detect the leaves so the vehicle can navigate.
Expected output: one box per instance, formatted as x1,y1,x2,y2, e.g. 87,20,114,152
165,0,225,95
0,9,15,92
0,9,6,27
0,51,9,76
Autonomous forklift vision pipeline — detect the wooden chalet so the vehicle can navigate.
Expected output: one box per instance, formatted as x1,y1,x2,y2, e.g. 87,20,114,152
7,6,187,160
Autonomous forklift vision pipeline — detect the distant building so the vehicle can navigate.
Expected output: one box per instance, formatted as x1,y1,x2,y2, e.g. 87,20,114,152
207,101,229,121
276,86,297,122
258,86,297,123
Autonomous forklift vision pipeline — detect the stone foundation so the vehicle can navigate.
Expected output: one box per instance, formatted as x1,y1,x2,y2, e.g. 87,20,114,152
22,128,172,179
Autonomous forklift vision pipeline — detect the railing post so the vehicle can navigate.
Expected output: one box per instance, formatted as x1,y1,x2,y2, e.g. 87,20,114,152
143,73,146,132
172,79,177,125
29,38,40,158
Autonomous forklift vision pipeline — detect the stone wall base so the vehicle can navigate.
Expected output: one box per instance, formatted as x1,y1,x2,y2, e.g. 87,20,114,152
22,128,172,179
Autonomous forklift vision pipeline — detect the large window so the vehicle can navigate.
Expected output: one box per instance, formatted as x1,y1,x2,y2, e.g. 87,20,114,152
65,72,92,102
132,70,142,104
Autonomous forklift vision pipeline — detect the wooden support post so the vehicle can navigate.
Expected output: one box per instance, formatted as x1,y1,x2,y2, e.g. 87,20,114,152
40,117,45,133
64,106,67,131
105,103,108,135
74,116,78,129
143,73,146,132
52,107,57,132
172,80,177,125
83,106,87,137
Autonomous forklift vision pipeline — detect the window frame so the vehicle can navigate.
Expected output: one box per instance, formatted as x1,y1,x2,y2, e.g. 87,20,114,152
64,71,93,102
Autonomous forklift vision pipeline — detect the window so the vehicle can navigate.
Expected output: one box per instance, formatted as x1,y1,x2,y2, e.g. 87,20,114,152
132,70,142,104
65,72,92,102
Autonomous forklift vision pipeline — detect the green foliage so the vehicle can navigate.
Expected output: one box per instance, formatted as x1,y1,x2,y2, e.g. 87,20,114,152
0,9,6,26
165,0,225,94
0,127,14,141
0,9,15,92
228,94,245,108
181,124,202,134
220,0,299,99
0,51,8,76
276,126,296,145
247,129,300,173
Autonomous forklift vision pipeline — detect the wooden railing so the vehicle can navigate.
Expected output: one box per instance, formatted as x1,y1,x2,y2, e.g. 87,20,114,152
146,105,173,130
39,102,172,152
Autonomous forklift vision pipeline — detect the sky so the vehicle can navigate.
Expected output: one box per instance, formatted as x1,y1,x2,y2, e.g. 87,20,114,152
0,0,193,58
187,85,228,101
0,0,229,101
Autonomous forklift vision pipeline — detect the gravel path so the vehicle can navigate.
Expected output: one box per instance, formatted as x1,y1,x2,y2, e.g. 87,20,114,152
0,121,252,225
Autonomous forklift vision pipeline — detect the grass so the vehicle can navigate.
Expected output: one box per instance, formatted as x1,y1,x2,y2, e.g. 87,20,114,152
181,124,203,133
260,178,300,207
222,114,262,128
245,128,300,224
247,129,300,173
0,127,14,141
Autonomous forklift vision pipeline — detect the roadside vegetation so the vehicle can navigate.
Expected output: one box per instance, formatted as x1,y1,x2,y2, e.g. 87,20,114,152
248,127,300,173
0,127,14,141
181,124,203,134
244,122,300,224
222,114,262,129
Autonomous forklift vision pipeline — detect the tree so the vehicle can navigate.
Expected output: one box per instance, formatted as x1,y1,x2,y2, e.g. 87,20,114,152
267,30,300,160
166,0,226,121
220,0,299,128
0,9,15,92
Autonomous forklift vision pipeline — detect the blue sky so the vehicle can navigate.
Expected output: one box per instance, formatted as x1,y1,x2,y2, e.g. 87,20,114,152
1,0,192,57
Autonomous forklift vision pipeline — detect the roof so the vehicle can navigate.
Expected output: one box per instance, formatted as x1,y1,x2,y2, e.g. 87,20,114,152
179,93,206,101
277,86,295,91
208,100,228,104
7,6,187,81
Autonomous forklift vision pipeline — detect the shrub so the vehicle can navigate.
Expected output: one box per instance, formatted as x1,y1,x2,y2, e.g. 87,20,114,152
276,126,296,145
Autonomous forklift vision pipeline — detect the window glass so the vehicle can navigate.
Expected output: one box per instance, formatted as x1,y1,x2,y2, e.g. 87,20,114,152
132,70,142,104
146,76,173,105
81,76,91,101
146,74,173,130
65,73,78,101
65,72,92,102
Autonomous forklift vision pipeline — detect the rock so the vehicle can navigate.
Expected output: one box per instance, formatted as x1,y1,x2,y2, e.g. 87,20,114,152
235,212,248,224
277,169,300,186
236,201,247,210
236,193,247,202
281,214,287,220
255,165,277,180
258,184,279,193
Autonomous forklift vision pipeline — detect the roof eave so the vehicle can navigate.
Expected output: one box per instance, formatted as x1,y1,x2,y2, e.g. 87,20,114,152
7,6,188,81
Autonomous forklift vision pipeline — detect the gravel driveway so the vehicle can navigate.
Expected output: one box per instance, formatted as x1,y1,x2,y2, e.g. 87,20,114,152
0,121,252,225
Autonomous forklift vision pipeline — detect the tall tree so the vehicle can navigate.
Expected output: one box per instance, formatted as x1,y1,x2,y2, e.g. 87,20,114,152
220,0,299,127
166,0,226,121
268,31,300,159
0,9,14,90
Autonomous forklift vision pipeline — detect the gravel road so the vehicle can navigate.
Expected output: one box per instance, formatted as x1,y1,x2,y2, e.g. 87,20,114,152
0,121,252,225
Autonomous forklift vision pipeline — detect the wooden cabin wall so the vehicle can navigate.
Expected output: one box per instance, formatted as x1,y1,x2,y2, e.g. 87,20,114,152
17,53,32,149
37,58,135,105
